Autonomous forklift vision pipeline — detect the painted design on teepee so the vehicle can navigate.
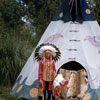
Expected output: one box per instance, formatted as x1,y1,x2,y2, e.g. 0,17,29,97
16,85,23,93
29,88,38,97
44,33,64,43
59,12,63,18
87,36,100,53
86,9,91,14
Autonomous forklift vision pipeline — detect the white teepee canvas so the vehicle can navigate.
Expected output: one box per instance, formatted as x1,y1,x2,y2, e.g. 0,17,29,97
10,0,100,99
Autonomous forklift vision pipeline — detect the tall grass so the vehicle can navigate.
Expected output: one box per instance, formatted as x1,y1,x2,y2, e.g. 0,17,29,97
0,86,22,100
0,25,37,86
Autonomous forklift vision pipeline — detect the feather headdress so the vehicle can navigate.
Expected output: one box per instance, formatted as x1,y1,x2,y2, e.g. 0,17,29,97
34,43,61,62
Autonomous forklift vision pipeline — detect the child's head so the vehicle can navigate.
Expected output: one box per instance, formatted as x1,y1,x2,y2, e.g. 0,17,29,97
44,50,53,59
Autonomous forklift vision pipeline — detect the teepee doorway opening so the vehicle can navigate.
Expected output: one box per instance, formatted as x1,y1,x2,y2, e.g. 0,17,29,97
57,61,88,79
58,61,87,71
55,61,90,100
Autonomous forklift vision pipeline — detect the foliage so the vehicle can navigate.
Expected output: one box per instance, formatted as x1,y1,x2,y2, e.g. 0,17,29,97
0,0,25,27
0,35,34,86
22,0,61,39
0,0,37,86
0,86,21,100
87,0,100,24
92,0,100,24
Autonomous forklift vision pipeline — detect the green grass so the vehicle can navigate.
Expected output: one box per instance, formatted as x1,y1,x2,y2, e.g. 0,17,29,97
0,86,22,100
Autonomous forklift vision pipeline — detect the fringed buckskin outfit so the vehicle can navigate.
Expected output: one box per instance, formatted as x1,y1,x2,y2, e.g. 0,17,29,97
39,59,56,91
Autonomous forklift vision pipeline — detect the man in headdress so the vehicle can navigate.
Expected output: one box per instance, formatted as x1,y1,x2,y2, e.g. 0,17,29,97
34,43,61,100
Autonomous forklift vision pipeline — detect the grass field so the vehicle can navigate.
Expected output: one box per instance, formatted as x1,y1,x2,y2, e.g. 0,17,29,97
0,86,21,100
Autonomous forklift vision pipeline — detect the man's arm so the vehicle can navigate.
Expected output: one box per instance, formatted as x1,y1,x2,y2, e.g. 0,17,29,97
53,60,57,78
38,60,43,81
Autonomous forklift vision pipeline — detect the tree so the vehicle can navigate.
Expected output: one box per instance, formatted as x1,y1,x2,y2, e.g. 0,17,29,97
21,0,61,40
92,0,100,24
0,0,37,86
0,0,26,27
87,0,100,24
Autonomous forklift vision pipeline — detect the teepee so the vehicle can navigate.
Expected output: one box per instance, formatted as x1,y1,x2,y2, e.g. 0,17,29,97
10,0,100,99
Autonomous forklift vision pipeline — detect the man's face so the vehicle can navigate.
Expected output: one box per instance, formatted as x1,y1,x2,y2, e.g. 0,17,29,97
45,50,52,59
